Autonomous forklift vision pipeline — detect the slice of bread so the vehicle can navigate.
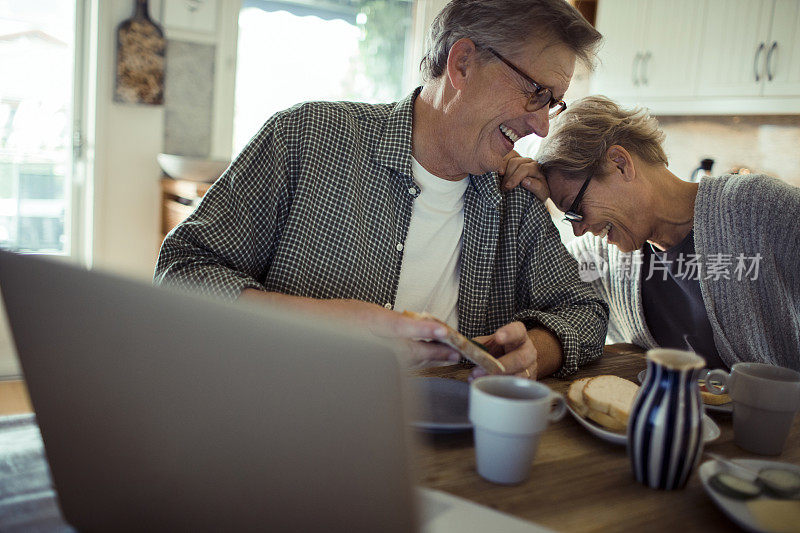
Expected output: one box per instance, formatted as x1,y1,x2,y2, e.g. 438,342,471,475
401,311,506,374
567,377,591,416
569,377,629,432
582,375,639,424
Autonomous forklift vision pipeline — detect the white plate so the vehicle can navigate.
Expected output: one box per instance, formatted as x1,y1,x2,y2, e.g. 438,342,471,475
699,458,800,533
637,369,733,414
409,377,472,433
566,403,720,446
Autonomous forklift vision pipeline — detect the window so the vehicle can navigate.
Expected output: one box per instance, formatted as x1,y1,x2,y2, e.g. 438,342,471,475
233,0,413,154
0,1,78,254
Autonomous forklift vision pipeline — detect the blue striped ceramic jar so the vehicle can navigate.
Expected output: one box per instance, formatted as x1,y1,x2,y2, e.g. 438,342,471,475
628,349,706,490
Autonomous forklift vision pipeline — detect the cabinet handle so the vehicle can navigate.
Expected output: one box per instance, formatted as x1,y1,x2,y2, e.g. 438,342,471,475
766,41,778,81
632,52,641,86
753,42,765,82
641,52,652,85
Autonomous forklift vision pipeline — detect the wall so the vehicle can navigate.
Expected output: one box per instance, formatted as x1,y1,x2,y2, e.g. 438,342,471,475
658,115,800,187
91,0,165,281
92,0,239,283
407,0,448,88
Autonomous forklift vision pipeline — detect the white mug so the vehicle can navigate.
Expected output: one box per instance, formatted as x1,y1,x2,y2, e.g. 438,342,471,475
469,376,566,485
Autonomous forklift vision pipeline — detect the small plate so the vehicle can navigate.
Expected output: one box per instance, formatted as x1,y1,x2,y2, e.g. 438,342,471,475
699,458,800,533
637,369,733,414
566,403,720,446
409,377,472,433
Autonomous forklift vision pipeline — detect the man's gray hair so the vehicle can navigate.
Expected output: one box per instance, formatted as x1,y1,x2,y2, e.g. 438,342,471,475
420,0,602,82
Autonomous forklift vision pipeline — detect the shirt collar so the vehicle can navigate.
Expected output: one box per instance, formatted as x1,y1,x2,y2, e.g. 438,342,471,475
374,87,503,208
373,88,418,177
469,172,503,209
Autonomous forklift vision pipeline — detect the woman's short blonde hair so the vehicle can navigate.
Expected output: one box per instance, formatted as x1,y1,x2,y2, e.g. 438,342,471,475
536,96,668,181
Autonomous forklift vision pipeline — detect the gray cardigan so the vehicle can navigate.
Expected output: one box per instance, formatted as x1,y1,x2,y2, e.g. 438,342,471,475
567,174,800,371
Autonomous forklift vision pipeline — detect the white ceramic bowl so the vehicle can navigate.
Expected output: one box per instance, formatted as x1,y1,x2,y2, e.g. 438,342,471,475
157,153,230,183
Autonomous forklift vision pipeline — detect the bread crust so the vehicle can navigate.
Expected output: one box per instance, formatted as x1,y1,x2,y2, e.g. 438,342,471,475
585,408,627,432
401,311,506,374
567,377,591,416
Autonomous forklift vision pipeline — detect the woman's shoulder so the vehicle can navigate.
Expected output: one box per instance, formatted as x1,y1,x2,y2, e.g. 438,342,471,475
699,173,800,208
696,174,800,252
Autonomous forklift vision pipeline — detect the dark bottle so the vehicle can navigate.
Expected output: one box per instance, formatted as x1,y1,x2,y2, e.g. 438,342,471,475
689,158,714,183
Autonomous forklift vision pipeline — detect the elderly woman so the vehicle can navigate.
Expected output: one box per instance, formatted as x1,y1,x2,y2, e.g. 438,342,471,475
502,96,800,371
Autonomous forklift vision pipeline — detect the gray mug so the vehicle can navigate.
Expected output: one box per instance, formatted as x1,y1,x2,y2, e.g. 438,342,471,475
707,363,800,455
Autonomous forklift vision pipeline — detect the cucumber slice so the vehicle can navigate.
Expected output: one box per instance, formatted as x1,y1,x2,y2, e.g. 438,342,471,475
709,472,762,500
758,468,800,498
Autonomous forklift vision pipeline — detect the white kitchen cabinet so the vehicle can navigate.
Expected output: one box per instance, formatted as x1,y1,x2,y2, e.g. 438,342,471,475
594,0,800,114
592,0,648,98
163,0,219,40
639,0,705,98
592,0,705,101
695,0,774,97
762,0,800,96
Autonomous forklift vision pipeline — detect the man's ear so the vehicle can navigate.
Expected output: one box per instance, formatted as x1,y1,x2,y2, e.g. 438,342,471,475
606,145,636,182
446,38,478,91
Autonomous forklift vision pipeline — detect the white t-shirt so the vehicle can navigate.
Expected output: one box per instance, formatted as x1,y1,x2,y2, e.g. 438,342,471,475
393,157,468,329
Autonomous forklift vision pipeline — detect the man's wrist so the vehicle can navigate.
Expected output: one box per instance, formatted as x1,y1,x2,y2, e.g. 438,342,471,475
527,327,563,378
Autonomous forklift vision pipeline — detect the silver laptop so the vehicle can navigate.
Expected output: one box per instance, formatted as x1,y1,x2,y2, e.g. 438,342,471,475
0,251,547,533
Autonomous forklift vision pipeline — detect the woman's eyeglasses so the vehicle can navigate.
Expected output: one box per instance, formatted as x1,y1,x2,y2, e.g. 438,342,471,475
561,174,593,224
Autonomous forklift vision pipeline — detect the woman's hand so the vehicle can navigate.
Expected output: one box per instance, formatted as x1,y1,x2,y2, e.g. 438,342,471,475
500,151,550,203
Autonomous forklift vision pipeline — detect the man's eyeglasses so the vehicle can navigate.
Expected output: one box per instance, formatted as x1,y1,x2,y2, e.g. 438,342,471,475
486,48,567,119
562,174,593,224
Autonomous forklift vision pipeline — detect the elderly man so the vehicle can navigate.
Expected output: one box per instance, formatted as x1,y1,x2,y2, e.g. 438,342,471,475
155,0,607,379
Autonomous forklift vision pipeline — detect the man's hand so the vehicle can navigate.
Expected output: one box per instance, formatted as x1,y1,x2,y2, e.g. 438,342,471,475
240,290,461,366
470,321,538,380
500,151,550,203
328,299,463,365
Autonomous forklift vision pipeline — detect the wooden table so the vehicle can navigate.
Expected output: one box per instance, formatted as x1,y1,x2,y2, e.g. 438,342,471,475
2,346,799,531
414,345,800,532
0,379,32,416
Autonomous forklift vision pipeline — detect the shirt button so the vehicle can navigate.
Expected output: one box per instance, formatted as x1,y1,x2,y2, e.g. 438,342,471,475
396,243,404,252
384,302,392,309
408,187,417,196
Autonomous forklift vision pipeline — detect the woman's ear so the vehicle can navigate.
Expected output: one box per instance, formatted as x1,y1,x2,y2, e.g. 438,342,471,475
606,145,636,182
446,38,478,91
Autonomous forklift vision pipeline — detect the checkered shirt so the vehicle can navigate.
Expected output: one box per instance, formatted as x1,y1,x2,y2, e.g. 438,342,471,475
154,89,609,377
